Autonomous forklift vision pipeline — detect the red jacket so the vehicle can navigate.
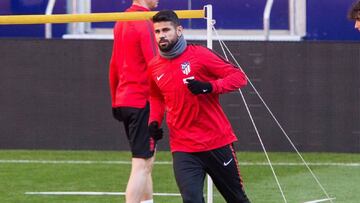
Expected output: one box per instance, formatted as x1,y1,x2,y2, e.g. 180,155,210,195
149,44,247,152
109,5,157,108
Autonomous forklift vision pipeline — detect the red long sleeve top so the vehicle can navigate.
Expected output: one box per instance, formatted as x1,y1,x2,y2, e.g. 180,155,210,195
109,5,157,108
148,44,247,152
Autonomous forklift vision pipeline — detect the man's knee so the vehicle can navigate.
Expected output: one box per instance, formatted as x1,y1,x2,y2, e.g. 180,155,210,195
131,157,154,173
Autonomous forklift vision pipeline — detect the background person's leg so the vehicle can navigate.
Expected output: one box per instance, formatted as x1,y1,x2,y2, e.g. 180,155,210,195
119,103,156,203
126,157,154,203
141,155,155,202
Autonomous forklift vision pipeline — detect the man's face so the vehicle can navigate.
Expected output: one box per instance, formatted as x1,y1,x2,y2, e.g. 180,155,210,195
355,20,360,32
154,21,182,52
145,0,159,9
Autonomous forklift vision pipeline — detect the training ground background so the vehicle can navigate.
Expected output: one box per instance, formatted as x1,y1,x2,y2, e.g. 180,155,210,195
0,39,359,153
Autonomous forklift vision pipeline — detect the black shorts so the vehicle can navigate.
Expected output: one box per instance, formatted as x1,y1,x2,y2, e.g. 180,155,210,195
113,102,155,158
172,144,251,203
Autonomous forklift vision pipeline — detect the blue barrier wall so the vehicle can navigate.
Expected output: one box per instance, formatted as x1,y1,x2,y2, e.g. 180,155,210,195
0,0,66,38
0,0,359,40
306,0,360,40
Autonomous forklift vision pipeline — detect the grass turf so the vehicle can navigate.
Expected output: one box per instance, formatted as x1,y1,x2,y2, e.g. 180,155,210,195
0,150,359,203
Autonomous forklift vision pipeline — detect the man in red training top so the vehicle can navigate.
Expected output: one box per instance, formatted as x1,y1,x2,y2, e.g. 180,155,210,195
109,1,160,203
148,10,251,203
349,0,360,31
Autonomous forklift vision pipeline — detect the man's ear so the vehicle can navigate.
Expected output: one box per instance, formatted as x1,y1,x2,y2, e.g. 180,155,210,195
176,25,183,37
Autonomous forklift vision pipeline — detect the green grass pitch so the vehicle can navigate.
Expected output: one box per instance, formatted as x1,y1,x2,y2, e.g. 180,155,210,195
0,150,359,203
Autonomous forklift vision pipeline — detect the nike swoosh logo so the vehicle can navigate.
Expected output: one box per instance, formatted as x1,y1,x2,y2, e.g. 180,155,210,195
157,74,165,81
223,158,233,166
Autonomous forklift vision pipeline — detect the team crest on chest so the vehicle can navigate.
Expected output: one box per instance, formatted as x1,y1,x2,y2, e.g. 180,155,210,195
181,61,191,75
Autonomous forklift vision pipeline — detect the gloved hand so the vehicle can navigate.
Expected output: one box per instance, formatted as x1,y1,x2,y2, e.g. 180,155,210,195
148,121,163,141
112,108,117,118
112,108,122,121
186,79,213,95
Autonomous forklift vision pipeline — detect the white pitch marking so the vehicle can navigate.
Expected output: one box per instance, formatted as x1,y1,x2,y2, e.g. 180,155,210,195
0,160,359,167
0,160,134,164
241,162,360,167
25,191,181,196
303,197,336,203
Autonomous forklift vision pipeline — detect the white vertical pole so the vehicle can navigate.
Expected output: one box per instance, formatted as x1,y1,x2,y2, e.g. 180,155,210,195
205,5,213,203
45,0,56,39
67,0,90,35
289,0,296,35
76,0,85,34
263,0,274,41
84,0,92,33
66,0,75,34
206,5,213,50
295,0,307,37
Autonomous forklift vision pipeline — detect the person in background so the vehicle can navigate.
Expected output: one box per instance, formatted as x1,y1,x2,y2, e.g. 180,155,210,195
109,1,160,203
349,0,360,31
147,10,251,203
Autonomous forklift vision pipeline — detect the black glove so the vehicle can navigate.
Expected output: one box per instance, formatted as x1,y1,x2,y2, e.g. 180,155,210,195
148,121,163,141
112,108,117,118
112,108,123,121
186,79,213,95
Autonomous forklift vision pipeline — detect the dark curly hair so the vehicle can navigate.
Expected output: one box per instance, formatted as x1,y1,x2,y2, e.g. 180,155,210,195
349,0,360,20
152,10,180,27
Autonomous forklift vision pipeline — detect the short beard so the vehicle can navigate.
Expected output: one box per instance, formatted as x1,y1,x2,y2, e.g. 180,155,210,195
159,38,178,52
